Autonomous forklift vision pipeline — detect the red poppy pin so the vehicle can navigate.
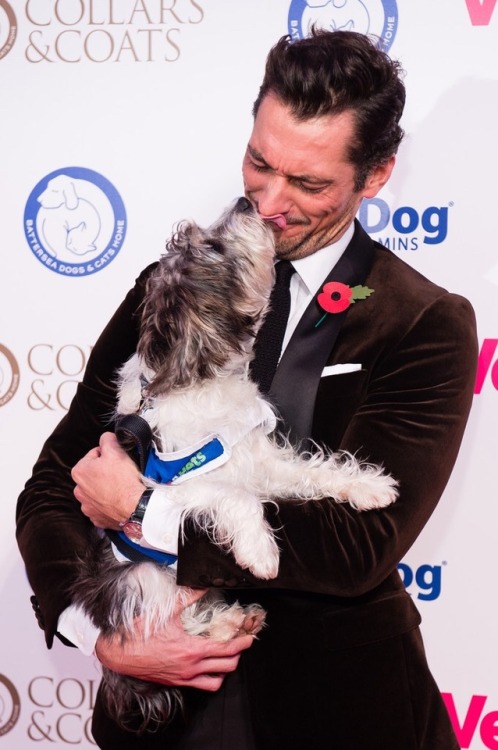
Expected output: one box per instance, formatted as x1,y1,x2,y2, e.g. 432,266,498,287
315,282,374,328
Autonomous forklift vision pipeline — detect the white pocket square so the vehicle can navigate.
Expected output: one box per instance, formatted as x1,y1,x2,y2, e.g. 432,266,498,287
321,363,362,377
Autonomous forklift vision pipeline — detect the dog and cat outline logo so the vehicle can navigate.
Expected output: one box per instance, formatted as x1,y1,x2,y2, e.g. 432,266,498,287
24,167,127,277
0,674,20,736
288,0,399,50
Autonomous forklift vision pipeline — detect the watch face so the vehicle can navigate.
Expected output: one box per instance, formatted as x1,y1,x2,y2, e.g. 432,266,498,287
122,521,143,543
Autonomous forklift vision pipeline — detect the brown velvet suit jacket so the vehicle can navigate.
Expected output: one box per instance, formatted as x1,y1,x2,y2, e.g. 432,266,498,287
16,221,477,749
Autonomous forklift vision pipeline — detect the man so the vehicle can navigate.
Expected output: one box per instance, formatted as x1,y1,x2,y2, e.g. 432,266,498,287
16,30,477,749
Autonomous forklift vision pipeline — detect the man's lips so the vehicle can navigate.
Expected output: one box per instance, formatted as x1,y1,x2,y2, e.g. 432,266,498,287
262,214,288,230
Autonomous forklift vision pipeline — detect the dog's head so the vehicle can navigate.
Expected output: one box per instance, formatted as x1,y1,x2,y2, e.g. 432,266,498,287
138,197,276,394
38,175,79,210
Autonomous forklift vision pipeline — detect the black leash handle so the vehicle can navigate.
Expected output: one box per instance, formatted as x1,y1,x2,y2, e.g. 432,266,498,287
114,413,153,473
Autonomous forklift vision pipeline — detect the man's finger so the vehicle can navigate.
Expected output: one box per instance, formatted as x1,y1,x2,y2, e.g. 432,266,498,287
202,634,255,657
73,485,85,503
99,431,123,453
186,674,226,692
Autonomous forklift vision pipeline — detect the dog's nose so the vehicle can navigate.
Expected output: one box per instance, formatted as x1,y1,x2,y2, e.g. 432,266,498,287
235,197,253,213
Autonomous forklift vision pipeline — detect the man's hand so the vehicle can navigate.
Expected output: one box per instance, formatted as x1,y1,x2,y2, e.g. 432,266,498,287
71,432,143,528
94,589,255,692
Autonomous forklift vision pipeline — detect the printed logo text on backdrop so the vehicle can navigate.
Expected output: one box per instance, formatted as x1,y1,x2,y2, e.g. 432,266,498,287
359,197,451,250
288,0,398,50
24,167,126,277
0,0,16,59
0,674,21,737
0,344,20,407
6,0,204,63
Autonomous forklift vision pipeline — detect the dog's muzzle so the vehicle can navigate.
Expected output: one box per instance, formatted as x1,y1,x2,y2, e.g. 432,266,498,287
235,196,254,214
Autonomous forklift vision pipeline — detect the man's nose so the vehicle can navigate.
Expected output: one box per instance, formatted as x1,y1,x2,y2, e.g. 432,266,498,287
254,176,291,218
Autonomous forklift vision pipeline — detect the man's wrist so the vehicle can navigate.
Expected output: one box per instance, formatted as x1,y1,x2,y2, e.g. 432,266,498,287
119,487,154,542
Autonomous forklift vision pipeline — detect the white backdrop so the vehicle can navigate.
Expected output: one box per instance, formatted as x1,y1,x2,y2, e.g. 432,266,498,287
1,1,497,747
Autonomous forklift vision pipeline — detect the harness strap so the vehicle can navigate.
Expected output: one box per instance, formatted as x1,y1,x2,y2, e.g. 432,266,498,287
106,529,178,566
109,392,277,565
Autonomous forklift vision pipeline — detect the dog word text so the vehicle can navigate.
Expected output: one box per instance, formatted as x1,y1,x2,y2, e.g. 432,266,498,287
397,562,443,601
288,0,398,52
358,198,450,249
466,0,497,25
442,693,498,749
475,339,498,395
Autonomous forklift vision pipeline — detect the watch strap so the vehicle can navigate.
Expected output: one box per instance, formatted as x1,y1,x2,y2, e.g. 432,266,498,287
119,487,153,542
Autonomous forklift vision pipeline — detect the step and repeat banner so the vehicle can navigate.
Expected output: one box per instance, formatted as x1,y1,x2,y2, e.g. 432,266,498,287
1,1,497,747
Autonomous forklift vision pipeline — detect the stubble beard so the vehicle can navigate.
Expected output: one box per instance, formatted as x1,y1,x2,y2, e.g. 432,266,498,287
274,202,358,260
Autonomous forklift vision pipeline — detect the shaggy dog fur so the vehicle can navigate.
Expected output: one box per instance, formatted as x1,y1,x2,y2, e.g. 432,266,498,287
71,197,398,732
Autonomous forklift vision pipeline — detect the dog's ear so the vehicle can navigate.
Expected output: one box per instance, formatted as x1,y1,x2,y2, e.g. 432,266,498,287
62,178,79,210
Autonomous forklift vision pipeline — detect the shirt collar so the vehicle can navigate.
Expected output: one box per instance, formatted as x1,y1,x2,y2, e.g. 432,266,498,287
290,222,355,297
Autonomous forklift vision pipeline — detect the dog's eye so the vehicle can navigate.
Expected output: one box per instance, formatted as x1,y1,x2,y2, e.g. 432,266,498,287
209,241,224,254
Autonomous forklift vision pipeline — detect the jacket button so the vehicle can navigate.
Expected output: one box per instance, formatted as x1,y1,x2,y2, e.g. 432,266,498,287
30,596,45,629
225,577,238,587
212,578,225,587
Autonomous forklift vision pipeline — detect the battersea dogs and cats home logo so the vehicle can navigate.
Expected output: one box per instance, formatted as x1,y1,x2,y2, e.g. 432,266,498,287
24,167,126,276
288,0,398,51
0,0,17,59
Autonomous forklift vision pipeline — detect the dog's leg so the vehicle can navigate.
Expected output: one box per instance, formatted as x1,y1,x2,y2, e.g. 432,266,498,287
160,481,281,579
253,438,398,511
208,487,280,578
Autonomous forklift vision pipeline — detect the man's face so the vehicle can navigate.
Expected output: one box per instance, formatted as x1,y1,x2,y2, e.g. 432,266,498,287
242,94,393,260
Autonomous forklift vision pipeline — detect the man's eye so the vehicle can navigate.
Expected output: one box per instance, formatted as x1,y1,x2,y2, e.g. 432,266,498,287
251,160,270,173
297,183,325,194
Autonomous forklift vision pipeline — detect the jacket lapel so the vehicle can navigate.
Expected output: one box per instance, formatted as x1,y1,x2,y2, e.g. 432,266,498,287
269,220,375,445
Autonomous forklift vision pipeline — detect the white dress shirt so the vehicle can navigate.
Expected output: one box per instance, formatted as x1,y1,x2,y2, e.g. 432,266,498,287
58,223,355,654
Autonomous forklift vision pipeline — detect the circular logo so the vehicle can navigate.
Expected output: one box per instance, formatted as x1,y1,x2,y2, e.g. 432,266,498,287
24,167,127,277
0,344,20,407
288,0,398,52
0,675,20,736
0,0,17,59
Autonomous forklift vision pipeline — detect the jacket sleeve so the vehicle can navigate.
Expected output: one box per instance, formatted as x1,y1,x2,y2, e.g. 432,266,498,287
177,292,478,596
15,266,153,647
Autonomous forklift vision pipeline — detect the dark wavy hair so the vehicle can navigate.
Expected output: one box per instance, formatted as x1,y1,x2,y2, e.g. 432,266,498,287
253,29,406,190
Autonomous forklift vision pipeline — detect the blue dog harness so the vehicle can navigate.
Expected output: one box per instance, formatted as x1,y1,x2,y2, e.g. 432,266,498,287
145,434,229,485
112,397,276,567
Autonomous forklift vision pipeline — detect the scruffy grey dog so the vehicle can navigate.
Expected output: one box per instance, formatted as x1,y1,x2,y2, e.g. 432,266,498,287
72,197,397,733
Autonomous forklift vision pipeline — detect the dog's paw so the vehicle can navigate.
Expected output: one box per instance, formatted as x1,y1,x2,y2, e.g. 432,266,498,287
343,472,398,511
239,604,266,636
246,538,280,579
207,603,266,640
231,526,280,580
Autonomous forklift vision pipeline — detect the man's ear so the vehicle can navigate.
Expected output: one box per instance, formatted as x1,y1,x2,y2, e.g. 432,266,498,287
361,156,396,199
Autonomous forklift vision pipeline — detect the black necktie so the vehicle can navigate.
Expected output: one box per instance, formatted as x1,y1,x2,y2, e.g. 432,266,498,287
250,260,296,394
